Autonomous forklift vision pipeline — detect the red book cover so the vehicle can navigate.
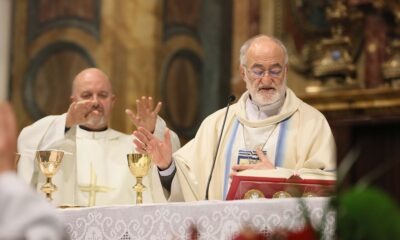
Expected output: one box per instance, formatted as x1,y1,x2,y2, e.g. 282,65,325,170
226,169,336,200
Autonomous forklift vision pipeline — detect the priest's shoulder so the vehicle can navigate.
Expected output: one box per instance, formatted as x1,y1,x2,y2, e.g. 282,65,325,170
20,114,66,132
297,100,327,120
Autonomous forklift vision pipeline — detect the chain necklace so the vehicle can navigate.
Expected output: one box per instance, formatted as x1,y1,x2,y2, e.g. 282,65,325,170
242,123,279,151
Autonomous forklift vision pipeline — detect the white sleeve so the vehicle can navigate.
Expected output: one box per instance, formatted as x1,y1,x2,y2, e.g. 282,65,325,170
0,172,67,240
17,114,68,184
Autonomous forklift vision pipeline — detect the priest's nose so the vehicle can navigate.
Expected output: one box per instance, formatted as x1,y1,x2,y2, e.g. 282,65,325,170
92,95,100,103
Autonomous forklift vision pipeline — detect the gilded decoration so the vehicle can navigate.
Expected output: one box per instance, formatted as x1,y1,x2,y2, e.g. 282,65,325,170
381,1,400,88
277,0,363,93
275,0,400,119
309,0,359,93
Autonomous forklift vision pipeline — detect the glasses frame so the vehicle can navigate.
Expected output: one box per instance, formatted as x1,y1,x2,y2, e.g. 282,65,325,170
243,65,285,80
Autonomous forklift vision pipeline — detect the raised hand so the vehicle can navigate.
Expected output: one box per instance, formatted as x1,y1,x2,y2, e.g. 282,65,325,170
66,100,100,127
230,148,275,177
133,127,173,170
0,102,17,172
126,96,162,133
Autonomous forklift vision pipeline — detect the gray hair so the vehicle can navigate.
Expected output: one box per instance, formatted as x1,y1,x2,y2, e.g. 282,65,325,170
239,34,288,66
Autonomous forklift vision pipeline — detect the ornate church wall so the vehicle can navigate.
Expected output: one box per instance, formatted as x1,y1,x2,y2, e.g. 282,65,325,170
11,0,161,133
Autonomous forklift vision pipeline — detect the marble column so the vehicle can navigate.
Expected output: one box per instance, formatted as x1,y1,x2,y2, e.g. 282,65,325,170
0,0,11,101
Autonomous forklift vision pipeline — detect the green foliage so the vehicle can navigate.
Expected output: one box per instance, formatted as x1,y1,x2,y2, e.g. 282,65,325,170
336,186,400,240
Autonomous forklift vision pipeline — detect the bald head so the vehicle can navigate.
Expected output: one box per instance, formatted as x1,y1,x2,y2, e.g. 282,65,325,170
72,68,113,96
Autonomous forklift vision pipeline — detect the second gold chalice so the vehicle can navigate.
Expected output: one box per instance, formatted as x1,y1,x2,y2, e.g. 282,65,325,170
127,153,151,204
36,150,64,201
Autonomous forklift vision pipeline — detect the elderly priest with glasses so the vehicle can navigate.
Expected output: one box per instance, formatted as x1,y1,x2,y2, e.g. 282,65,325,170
133,34,336,201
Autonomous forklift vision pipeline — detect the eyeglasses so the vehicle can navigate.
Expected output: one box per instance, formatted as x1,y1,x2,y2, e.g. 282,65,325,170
243,65,284,80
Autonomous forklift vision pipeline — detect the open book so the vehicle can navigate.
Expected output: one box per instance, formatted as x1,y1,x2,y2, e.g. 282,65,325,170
226,168,336,200
236,167,336,181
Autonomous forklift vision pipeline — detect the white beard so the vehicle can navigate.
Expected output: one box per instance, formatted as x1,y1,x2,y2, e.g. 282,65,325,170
252,86,285,107
85,115,107,129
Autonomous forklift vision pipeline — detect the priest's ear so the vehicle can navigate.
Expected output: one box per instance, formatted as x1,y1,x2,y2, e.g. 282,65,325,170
239,65,246,81
110,94,116,107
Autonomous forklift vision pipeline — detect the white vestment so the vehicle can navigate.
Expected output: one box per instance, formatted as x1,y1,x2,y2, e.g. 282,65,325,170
155,88,336,201
17,113,180,206
0,172,67,240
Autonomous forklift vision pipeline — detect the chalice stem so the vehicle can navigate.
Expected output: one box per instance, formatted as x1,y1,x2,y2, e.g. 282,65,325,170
137,192,143,204
45,177,53,201
135,177,144,204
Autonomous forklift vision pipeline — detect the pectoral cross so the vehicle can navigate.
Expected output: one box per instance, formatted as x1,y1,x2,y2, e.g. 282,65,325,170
79,163,113,207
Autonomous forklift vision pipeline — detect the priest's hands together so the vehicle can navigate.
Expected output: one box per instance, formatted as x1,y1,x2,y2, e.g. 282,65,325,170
0,102,17,173
230,148,275,177
125,96,161,133
133,127,173,170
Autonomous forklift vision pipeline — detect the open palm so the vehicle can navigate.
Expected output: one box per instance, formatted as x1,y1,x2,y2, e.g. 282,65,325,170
126,96,161,133
133,127,173,170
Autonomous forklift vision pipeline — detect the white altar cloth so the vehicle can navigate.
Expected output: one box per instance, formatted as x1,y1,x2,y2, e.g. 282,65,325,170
60,197,335,239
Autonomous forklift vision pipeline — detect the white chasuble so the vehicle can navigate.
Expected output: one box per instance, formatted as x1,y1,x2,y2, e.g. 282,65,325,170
17,114,180,205
220,122,282,198
74,128,151,206
170,89,336,201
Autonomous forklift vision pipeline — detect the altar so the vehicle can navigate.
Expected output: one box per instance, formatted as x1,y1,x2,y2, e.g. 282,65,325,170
59,197,335,239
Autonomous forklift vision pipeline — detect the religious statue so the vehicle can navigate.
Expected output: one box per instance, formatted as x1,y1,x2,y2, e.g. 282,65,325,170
307,0,359,93
382,1,400,88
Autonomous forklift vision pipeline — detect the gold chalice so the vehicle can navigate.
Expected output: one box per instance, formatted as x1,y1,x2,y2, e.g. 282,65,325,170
36,150,64,201
127,153,151,204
